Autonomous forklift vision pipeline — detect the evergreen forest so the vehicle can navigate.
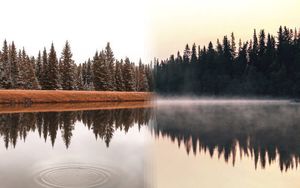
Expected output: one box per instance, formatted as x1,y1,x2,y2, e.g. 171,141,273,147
154,26,300,97
0,41,153,91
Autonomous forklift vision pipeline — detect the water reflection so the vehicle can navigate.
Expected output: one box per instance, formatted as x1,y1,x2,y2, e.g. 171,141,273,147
0,108,153,149
154,102,300,171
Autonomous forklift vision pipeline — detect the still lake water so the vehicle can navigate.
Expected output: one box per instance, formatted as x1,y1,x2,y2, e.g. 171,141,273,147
1,100,300,188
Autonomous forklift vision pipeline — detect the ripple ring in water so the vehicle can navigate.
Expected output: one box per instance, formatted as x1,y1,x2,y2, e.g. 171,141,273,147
34,164,116,188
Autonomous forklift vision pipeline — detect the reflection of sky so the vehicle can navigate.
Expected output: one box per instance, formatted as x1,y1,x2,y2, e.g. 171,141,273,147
154,136,300,188
0,122,151,188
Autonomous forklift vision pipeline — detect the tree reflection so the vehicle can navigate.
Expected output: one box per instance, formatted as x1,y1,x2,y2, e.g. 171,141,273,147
0,108,153,149
154,104,300,171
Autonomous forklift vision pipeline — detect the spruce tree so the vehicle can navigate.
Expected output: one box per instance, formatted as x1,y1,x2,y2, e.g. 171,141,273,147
93,51,109,91
115,60,124,91
24,56,40,89
9,42,20,88
75,64,83,90
86,58,94,90
105,42,115,90
191,43,197,64
231,32,237,57
35,51,43,85
60,41,75,90
138,59,149,91
183,44,191,64
0,40,10,88
46,43,60,90
122,57,135,91
82,62,87,89
40,48,48,89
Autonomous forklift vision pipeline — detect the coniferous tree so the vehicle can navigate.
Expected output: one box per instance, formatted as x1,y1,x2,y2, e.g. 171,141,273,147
231,32,237,58
105,42,115,91
122,57,135,91
137,59,149,91
9,42,19,88
35,51,43,86
60,41,75,90
75,64,83,90
0,40,10,88
115,60,124,91
46,43,60,90
191,43,197,64
93,51,109,91
85,58,94,90
22,55,40,89
40,48,48,89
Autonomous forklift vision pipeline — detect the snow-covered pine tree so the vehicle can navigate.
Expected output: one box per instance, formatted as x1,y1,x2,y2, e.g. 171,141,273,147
60,41,75,90
93,51,110,91
46,43,60,90
17,49,26,89
0,40,11,88
9,42,21,89
35,51,43,86
134,65,139,91
75,64,83,90
131,62,136,91
115,60,124,91
82,61,87,89
40,48,48,89
145,64,154,91
138,59,149,91
122,57,135,91
104,42,115,91
25,56,40,89
86,58,94,90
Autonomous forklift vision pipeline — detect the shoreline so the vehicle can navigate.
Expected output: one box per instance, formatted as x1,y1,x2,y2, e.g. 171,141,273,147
0,101,153,114
0,90,153,104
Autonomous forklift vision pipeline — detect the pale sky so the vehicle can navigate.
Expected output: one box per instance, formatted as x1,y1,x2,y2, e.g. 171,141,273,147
0,0,299,63
149,0,300,61
0,0,149,63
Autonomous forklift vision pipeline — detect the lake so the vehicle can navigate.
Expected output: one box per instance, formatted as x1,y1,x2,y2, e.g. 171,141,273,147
1,100,300,188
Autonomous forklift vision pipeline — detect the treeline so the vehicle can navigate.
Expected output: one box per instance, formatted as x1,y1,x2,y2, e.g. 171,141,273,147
0,41,153,91
155,26,300,97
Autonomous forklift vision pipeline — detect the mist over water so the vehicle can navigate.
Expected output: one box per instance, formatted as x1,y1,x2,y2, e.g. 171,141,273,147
154,98,300,171
156,97,292,105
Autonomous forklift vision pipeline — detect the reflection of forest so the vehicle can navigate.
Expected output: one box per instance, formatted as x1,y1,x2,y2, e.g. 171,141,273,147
0,108,153,149
154,104,300,171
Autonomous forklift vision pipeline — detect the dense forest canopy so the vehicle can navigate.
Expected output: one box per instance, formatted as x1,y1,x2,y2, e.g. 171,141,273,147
154,26,300,97
0,41,153,91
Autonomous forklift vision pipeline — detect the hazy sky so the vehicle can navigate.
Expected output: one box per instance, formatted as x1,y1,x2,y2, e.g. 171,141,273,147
0,0,299,63
149,0,300,61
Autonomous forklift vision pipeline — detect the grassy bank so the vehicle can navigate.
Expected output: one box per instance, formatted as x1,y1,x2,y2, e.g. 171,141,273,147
0,90,153,104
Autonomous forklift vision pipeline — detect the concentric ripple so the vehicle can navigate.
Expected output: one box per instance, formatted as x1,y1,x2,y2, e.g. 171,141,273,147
34,164,118,188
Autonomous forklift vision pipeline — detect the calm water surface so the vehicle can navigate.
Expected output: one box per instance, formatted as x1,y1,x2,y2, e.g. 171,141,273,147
0,108,153,188
1,100,300,188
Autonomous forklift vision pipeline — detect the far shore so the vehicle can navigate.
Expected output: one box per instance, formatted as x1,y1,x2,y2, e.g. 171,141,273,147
0,90,154,105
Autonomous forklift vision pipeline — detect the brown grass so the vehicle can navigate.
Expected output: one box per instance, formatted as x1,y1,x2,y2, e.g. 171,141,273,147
0,101,154,114
0,90,154,104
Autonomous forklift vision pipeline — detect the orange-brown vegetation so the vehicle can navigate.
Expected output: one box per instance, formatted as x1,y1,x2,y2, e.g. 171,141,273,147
0,90,154,105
